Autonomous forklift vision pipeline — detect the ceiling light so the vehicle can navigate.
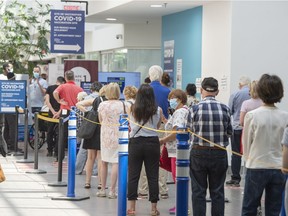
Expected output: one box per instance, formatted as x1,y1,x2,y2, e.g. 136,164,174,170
150,4,163,8
106,18,117,21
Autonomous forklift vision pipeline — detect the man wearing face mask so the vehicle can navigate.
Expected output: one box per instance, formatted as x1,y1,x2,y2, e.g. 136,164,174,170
188,77,232,216
28,66,48,114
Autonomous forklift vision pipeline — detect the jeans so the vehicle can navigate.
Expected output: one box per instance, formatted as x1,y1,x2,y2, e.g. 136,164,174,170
230,129,242,181
190,148,228,216
242,169,285,216
128,136,160,203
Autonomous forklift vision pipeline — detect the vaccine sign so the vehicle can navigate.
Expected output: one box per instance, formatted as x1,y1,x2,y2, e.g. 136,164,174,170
50,10,85,54
0,80,27,113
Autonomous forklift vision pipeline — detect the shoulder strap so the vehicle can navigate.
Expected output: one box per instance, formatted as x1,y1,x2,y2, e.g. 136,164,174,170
121,100,127,114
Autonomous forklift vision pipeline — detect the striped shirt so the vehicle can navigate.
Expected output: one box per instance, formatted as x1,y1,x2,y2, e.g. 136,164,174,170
189,96,232,147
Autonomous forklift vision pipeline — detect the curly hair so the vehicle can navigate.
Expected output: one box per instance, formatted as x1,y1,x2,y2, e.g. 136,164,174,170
123,85,138,100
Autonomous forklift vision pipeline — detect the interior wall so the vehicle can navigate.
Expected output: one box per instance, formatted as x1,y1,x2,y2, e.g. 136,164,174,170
162,6,202,90
230,1,288,110
202,1,232,104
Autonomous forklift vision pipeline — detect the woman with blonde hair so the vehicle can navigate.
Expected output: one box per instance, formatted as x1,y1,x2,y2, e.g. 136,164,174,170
97,83,126,198
239,80,262,126
123,85,138,109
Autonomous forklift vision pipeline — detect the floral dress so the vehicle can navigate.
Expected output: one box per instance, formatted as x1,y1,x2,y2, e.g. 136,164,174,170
98,100,125,163
165,105,189,158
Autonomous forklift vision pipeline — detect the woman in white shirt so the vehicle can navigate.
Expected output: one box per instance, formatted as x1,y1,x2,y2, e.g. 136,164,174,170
242,74,288,216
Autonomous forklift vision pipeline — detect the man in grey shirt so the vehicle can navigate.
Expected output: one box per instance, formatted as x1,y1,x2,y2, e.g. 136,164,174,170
226,76,250,187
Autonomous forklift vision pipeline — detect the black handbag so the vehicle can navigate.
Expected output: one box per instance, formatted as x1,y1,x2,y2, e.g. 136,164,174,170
77,96,103,139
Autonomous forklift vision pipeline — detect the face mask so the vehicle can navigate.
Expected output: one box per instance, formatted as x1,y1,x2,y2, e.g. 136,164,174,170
33,72,39,79
169,98,178,110
8,68,13,73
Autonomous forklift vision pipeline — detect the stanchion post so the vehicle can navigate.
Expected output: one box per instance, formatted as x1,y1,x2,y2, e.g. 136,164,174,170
176,127,190,216
118,114,129,216
280,175,288,216
48,117,67,187
25,113,46,174
52,107,89,201
17,108,33,163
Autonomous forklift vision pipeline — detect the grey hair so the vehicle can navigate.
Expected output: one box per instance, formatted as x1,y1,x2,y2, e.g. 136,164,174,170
149,65,163,81
239,76,251,86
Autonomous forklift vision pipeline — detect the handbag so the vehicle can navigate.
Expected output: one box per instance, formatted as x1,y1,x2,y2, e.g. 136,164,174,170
159,144,172,172
0,164,5,183
77,96,103,139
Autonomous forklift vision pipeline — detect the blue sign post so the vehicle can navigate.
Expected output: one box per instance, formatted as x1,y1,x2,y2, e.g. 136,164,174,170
0,80,26,113
50,10,85,54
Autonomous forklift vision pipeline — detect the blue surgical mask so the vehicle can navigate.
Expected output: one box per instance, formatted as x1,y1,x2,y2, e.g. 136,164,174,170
33,72,40,79
169,98,178,110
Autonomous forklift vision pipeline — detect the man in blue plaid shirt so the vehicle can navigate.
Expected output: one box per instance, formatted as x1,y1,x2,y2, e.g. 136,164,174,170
189,77,232,216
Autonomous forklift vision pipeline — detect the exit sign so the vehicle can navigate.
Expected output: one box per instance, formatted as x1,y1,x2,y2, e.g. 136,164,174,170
63,5,81,10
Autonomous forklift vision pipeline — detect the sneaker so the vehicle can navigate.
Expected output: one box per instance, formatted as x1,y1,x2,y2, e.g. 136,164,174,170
138,193,148,199
225,179,240,187
108,191,117,199
169,206,176,215
96,189,106,197
160,193,169,199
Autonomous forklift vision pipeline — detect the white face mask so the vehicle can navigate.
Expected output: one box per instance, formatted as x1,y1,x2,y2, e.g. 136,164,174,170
8,68,13,73
33,72,40,79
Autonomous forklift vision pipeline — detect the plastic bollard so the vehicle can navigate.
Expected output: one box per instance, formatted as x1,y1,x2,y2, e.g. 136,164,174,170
67,108,77,197
176,127,190,216
118,114,129,216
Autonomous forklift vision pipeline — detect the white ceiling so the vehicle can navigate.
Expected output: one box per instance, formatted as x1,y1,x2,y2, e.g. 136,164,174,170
83,0,205,24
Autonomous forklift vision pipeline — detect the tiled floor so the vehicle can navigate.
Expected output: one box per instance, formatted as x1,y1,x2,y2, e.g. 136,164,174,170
0,143,248,216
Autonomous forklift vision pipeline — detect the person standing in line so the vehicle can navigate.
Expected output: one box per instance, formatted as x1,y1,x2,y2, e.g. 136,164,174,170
1,63,19,152
53,70,83,161
189,77,232,216
281,128,288,214
97,83,126,199
29,66,48,114
185,83,199,108
239,80,262,126
76,84,107,190
159,89,189,215
75,82,103,176
127,84,162,216
226,76,251,187
45,76,66,157
241,74,288,216
148,65,170,199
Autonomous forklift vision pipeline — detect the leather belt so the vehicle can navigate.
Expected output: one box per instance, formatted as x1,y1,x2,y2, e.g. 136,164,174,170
192,145,223,150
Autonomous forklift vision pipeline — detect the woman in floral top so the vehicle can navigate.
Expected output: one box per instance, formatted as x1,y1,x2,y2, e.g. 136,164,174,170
159,89,189,214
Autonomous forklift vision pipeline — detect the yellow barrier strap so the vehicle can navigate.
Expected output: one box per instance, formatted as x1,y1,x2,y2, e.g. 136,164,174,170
74,112,288,172
37,114,59,123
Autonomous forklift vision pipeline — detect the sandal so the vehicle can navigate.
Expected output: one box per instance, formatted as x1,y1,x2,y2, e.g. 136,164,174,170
84,183,91,189
127,209,136,216
151,209,160,216
97,184,102,190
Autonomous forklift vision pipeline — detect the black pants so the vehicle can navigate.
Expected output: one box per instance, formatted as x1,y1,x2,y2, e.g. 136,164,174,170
230,129,242,181
46,120,58,154
4,114,17,151
127,136,160,203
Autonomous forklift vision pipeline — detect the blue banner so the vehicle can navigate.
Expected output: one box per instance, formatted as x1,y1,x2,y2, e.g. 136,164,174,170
0,80,26,113
50,10,85,54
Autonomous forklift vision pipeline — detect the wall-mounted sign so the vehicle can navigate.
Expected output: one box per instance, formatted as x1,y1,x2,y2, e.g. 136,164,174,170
50,9,85,54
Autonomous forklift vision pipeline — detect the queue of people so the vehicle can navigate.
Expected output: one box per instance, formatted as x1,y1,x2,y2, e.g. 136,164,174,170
1,62,287,216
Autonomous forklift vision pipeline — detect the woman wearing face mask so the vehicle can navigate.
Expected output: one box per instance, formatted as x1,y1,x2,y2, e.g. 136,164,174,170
159,89,189,215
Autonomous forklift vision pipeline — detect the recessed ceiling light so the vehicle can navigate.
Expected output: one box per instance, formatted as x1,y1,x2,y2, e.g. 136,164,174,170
106,18,117,21
150,4,163,8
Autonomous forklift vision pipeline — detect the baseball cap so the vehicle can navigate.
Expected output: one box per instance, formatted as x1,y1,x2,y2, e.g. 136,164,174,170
201,77,218,92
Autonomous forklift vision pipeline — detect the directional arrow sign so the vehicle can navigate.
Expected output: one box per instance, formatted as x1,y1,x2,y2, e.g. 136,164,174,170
50,10,85,54
54,44,81,52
